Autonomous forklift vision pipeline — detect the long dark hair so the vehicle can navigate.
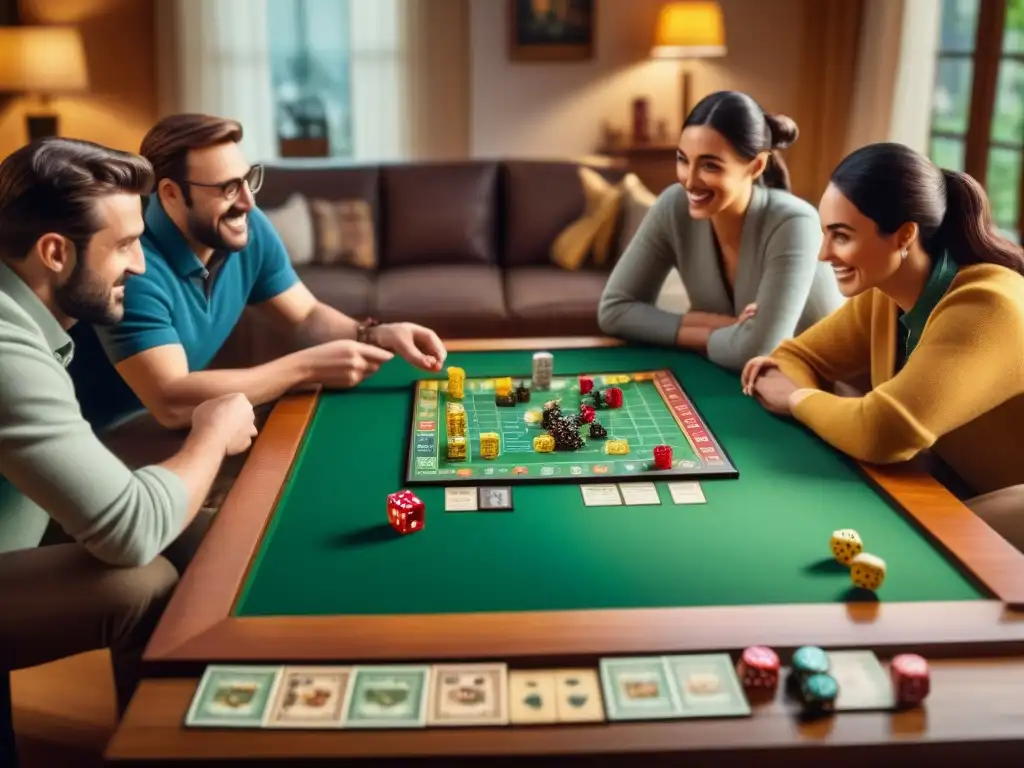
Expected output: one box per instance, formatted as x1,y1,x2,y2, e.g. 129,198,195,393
683,90,798,192
830,142,1024,275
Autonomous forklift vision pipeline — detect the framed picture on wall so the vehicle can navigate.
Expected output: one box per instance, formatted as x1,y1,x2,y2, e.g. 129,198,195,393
508,0,595,62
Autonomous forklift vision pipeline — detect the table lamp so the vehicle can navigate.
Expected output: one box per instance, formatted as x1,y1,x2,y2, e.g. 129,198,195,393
0,26,89,142
650,1,727,125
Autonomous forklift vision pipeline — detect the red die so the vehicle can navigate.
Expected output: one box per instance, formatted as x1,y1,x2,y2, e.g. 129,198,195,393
890,653,929,706
579,404,596,423
387,490,424,535
736,645,780,690
653,445,673,469
604,387,623,408
579,376,594,395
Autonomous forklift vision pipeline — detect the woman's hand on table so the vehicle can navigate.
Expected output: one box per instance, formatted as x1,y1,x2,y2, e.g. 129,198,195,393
372,322,448,371
683,304,757,331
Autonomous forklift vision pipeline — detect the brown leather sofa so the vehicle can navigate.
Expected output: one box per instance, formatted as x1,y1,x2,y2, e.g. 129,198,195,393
216,159,629,366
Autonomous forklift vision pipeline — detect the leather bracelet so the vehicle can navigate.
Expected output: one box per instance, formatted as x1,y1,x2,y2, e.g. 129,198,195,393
357,317,381,345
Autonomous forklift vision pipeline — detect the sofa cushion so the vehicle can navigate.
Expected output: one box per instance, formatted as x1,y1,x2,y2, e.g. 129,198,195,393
294,265,376,317
505,266,609,320
376,265,507,321
259,164,380,214
380,163,499,268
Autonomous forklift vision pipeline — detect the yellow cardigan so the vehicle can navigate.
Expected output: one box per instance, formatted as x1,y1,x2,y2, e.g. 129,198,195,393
770,263,1024,495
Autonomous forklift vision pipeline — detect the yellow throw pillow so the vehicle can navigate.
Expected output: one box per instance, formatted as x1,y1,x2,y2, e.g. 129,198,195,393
550,167,624,270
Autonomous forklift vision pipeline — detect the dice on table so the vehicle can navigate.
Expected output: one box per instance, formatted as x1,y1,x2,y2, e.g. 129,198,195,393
579,376,593,395
850,552,886,590
653,444,673,470
579,404,596,423
604,386,623,408
890,653,929,706
387,489,424,535
830,528,863,565
736,645,780,690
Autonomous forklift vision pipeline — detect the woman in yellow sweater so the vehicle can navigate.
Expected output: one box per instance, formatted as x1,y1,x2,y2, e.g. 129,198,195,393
740,142,1024,550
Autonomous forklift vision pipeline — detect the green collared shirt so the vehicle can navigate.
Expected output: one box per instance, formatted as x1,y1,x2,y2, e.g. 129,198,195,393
0,260,188,563
896,250,959,370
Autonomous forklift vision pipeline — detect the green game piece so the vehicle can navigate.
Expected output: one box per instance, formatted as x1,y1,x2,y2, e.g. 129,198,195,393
800,672,839,710
791,646,830,677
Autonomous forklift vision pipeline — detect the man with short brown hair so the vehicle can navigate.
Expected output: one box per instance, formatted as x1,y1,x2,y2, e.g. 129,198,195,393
70,113,448,431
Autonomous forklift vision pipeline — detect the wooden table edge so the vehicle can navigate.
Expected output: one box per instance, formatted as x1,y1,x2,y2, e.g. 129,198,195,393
143,335,1024,667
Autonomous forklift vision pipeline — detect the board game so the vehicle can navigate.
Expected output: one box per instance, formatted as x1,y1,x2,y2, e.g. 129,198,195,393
404,365,737,485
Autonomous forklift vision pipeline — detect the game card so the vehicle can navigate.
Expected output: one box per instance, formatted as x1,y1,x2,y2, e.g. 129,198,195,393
184,665,283,728
619,482,661,505
663,654,750,717
342,666,430,728
599,657,680,721
552,669,605,723
478,486,513,511
580,484,623,506
264,666,351,728
508,671,558,724
445,487,477,512
828,650,895,710
668,481,706,504
427,663,509,726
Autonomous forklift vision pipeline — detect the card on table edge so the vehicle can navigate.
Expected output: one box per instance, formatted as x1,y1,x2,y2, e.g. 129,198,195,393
667,481,706,504
478,486,513,511
827,650,896,711
508,671,558,725
342,665,430,728
663,654,751,718
263,666,353,729
445,486,478,512
552,668,605,723
599,657,681,720
618,482,661,506
427,662,509,726
580,484,623,507
184,665,283,728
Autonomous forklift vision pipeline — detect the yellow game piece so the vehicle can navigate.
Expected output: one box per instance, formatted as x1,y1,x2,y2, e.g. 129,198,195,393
830,529,863,565
447,435,467,460
446,402,467,436
533,434,555,452
479,432,500,459
850,552,886,590
494,376,513,396
447,366,465,399
604,439,630,455
524,409,542,424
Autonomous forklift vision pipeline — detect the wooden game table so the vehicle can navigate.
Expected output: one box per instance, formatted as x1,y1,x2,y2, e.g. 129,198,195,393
105,337,1024,766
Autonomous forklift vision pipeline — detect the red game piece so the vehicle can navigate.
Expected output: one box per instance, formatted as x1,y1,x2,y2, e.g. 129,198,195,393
604,387,623,408
736,645,780,690
579,376,594,395
579,404,596,423
387,489,424,535
890,653,929,706
653,444,673,469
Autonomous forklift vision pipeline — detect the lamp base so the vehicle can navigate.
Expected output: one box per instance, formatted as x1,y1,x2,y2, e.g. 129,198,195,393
26,114,59,142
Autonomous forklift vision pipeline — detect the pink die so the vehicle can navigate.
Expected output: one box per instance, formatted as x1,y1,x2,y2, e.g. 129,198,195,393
890,653,929,706
387,490,424,535
736,645,780,690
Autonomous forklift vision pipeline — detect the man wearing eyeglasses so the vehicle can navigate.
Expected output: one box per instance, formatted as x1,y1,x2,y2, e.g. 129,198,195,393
69,113,448,434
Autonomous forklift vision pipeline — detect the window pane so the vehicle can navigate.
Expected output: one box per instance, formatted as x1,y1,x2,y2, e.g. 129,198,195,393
930,136,966,172
1006,0,1024,54
932,57,975,133
991,60,1024,144
939,0,980,52
986,146,1021,230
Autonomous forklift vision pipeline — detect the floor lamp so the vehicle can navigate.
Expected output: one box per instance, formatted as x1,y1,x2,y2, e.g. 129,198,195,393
650,1,727,126
0,26,89,142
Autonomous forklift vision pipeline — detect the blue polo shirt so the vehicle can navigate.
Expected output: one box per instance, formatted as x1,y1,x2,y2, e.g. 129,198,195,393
69,198,299,430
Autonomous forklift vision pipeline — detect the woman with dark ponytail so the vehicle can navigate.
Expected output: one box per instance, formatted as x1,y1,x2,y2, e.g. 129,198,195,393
598,90,844,371
742,142,1024,551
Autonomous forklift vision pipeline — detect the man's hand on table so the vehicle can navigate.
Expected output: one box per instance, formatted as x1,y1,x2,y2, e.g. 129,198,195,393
191,392,259,455
372,322,447,372
299,339,395,389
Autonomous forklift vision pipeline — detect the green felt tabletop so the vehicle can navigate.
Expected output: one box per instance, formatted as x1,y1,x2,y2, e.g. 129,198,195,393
234,346,987,617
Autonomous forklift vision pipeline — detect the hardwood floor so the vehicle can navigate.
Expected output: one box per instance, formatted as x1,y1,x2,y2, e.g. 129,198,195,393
11,650,115,767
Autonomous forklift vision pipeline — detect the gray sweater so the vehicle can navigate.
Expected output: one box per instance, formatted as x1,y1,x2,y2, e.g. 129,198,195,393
598,184,845,371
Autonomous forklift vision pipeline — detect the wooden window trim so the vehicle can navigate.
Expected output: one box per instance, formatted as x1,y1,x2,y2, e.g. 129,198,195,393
963,0,1007,185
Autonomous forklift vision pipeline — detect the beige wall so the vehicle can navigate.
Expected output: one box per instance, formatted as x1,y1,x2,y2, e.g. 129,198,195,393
0,0,157,159
469,0,810,160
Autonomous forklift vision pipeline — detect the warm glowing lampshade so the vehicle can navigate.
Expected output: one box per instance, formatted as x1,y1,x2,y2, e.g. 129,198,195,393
651,1,727,59
0,26,89,94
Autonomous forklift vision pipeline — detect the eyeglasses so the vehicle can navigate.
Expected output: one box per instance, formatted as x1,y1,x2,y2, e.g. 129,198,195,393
181,164,264,200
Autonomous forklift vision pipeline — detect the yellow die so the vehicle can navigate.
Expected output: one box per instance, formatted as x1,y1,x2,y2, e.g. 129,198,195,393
447,366,465,399
830,529,863,565
493,377,513,396
850,553,886,590
605,439,630,455
446,403,467,436
447,435,467,460
533,434,555,452
479,432,500,459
